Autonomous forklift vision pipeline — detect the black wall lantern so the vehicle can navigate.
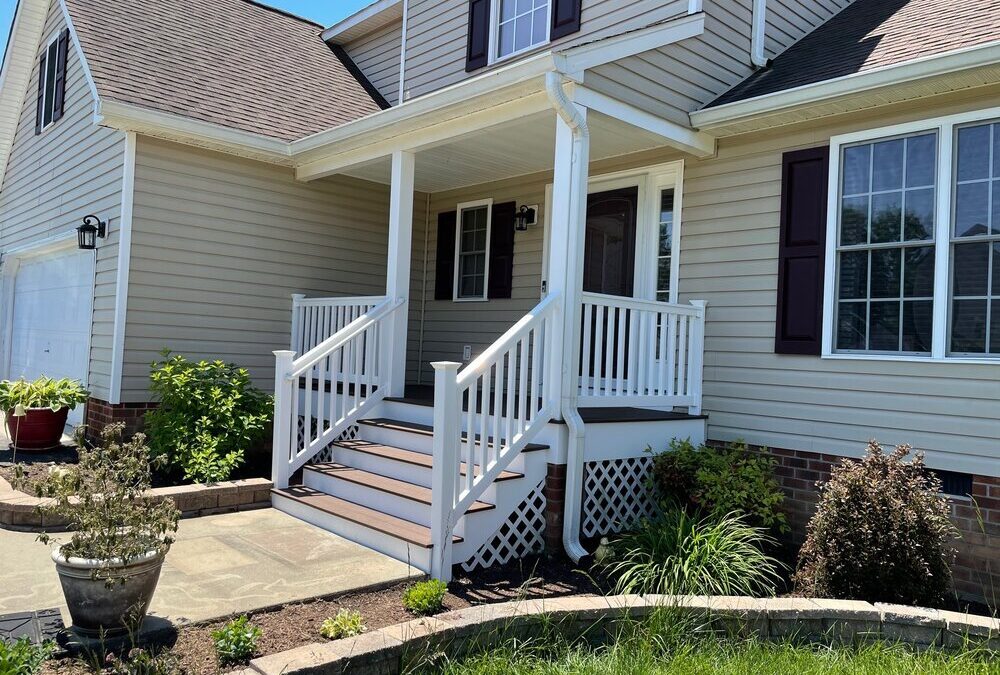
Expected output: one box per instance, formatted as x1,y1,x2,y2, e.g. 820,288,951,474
77,215,107,250
514,205,536,232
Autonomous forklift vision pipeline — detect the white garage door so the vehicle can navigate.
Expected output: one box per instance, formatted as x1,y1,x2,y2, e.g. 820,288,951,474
8,247,94,427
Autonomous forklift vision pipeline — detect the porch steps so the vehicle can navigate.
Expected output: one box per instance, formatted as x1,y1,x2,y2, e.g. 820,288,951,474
333,439,523,482
357,418,549,453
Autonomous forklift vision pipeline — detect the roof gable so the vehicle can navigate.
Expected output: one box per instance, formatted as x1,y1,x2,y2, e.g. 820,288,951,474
62,0,384,142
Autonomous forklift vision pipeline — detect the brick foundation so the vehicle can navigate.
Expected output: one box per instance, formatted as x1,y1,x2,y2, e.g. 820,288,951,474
544,463,567,552
734,442,1000,607
84,398,158,439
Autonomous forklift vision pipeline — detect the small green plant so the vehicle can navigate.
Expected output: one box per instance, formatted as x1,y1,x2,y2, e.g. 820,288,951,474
403,579,448,615
794,441,958,607
650,439,789,533
145,350,273,484
23,424,180,583
599,507,782,597
211,615,262,666
0,377,89,415
320,609,367,640
105,649,181,675
0,637,53,675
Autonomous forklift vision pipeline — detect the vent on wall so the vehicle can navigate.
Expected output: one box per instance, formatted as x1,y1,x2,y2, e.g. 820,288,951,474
929,469,973,498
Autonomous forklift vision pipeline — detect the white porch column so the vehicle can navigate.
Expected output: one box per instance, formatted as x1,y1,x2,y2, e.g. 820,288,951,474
546,104,591,412
385,150,415,397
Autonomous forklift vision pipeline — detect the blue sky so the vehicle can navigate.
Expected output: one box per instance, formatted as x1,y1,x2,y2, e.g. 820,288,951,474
0,0,374,58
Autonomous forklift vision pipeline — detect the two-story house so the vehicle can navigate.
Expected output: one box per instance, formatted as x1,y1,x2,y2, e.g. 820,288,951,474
0,0,996,601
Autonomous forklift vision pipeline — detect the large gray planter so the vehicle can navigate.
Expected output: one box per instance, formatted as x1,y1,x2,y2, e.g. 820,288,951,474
52,547,166,638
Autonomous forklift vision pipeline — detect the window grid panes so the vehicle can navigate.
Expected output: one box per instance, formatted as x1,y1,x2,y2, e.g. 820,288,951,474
656,189,675,302
456,205,489,299
497,0,549,60
835,132,937,354
950,122,1000,355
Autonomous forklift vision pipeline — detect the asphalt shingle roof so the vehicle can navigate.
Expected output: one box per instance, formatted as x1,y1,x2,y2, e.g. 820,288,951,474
64,0,384,142
709,0,1000,108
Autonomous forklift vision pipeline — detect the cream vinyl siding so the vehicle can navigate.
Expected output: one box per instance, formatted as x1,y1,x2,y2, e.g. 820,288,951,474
402,0,688,101
0,1,126,400
763,0,852,58
344,19,403,105
122,138,396,401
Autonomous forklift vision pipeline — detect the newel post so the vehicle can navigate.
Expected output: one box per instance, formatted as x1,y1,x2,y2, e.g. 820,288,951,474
272,350,296,489
290,294,306,352
688,300,708,415
430,361,460,582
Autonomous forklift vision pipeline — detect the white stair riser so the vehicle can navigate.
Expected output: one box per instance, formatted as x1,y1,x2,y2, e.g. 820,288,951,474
356,424,530,474
304,469,438,526
271,492,430,573
379,400,435,426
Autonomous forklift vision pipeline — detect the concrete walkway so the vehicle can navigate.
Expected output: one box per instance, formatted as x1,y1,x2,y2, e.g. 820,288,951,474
1,509,421,624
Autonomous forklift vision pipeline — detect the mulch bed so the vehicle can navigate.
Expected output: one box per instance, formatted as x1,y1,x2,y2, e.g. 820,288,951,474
40,555,601,675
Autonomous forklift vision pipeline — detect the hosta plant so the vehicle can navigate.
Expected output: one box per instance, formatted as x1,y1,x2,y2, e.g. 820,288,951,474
320,610,367,640
0,377,89,415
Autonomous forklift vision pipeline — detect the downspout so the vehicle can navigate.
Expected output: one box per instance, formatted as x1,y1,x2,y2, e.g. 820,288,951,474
544,71,589,564
750,0,768,68
397,0,408,104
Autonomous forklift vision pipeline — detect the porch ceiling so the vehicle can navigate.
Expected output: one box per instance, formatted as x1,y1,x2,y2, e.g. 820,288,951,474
341,109,676,193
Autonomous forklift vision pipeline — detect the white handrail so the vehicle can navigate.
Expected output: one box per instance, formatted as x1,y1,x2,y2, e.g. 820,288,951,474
430,293,561,582
290,299,401,378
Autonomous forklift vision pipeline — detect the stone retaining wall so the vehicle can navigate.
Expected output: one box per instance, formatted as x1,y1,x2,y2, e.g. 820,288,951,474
244,595,1000,675
0,476,273,530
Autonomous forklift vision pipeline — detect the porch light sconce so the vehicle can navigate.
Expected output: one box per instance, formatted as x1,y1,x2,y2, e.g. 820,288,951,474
77,215,107,250
514,205,537,232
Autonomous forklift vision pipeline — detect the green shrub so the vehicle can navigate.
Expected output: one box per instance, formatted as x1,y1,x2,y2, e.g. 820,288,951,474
0,377,88,415
650,439,788,533
794,441,958,607
403,579,448,615
105,649,181,675
0,637,53,675
320,609,367,640
212,616,261,666
599,508,782,597
145,351,273,483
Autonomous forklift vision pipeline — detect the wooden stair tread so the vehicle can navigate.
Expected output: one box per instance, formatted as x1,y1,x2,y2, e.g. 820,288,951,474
358,418,549,452
334,440,523,482
305,463,495,513
271,486,461,548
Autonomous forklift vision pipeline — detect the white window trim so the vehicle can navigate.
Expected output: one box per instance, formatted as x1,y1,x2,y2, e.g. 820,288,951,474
38,34,60,134
453,198,493,302
823,104,1000,364
488,0,552,66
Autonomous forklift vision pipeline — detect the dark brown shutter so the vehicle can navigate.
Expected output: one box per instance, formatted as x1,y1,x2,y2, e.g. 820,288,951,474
465,0,491,72
52,29,69,123
488,201,516,299
551,0,583,40
35,48,47,135
775,146,830,355
435,211,457,300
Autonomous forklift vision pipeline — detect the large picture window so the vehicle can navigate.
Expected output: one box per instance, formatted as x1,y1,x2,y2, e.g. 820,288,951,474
826,107,1000,361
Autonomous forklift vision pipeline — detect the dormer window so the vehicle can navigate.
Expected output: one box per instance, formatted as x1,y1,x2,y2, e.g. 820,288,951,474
35,29,70,135
494,0,550,61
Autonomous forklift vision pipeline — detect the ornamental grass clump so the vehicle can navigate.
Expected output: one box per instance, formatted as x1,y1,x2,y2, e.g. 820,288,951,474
145,350,272,484
794,441,958,607
599,507,782,597
22,423,180,583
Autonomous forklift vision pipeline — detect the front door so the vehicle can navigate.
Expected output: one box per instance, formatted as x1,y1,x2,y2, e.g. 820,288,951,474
582,186,639,297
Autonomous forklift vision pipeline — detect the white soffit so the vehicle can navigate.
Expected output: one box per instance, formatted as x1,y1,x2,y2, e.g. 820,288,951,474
321,0,403,44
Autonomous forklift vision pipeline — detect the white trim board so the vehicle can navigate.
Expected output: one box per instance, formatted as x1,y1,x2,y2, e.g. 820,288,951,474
108,131,136,404
57,0,98,105
453,198,494,302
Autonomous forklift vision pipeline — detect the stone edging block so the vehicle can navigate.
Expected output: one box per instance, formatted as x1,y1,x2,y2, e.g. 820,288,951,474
248,595,1000,675
0,476,273,531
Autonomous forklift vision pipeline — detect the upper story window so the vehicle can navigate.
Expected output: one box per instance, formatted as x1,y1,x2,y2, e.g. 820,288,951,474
454,199,493,301
35,29,69,135
494,0,550,61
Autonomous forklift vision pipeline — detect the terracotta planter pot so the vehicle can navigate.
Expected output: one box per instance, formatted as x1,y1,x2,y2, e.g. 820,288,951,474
6,407,69,451
53,547,166,638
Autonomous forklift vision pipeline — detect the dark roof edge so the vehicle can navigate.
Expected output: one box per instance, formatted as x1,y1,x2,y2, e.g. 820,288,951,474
328,43,392,110
241,0,324,29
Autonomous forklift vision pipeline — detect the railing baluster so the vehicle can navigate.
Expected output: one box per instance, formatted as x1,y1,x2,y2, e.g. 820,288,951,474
480,367,491,478
636,310,647,397
517,337,528,436
666,313,677,397
491,359,503,468
505,350,515,448
615,307,627,397
465,388,475,494
353,333,363,413
329,345,339,425
657,310,668,397
677,315,689,396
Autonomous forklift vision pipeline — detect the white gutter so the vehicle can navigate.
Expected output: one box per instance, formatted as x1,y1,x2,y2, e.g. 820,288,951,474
750,0,768,68
321,0,403,44
544,71,590,564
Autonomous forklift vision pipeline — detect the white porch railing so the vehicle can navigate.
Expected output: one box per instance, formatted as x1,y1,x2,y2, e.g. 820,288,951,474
272,297,405,488
578,292,706,412
429,294,561,581
290,295,384,356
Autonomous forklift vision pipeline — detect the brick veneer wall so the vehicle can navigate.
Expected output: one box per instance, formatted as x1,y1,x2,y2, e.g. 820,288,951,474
84,398,157,439
753,443,1000,608
544,463,567,551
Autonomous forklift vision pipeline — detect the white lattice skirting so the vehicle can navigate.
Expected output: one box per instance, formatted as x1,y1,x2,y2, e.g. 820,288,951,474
581,457,658,538
461,480,547,572
296,416,360,464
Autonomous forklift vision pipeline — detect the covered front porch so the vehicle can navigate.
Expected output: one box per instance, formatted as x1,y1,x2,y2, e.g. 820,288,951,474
270,67,713,580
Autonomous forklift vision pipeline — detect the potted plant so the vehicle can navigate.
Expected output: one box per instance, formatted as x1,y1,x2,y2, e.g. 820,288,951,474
20,424,180,640
0,377,89,451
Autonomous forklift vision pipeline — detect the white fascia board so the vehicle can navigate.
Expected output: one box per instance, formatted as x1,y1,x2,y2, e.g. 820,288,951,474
321,0,403,44
553,13,704,73
0,0,48,189
95,99,292,163
58,0,98,104
692,40,1000,130
571,85,715,158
